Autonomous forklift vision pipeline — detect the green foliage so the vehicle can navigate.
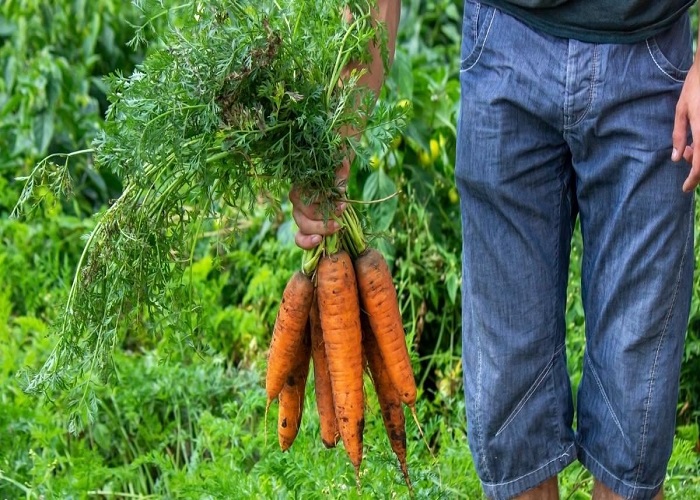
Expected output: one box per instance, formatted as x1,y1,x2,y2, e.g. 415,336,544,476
346,0,464,406
0,199,485,498
679,208,700,426
0,0,170,213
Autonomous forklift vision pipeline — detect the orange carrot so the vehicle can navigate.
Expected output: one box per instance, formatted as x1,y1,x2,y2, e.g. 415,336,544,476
354,248,416,408
278,324,312,452
309,292,340,448
265,271,314,406
362,316,411,490
317,249,365,483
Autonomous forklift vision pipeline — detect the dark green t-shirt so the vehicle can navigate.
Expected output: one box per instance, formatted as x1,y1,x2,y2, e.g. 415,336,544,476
481,0,696,43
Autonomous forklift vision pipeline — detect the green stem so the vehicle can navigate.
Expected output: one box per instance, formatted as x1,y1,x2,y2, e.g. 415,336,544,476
325,233,340,255
63,184,134,321
138,104,207,154
11,148,96,218
205,150,230,164
302,243,324,276
341,205,366,257
326,9,372,107
0,471,34,498
340,226,355,258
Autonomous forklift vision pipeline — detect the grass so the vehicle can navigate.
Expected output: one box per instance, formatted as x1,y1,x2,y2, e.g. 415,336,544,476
0,207,697,500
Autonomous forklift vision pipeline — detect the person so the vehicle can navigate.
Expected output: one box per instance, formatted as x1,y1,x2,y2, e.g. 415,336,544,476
289,1,700,499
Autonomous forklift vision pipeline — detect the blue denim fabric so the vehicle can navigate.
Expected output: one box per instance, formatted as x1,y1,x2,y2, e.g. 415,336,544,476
455,2,694,499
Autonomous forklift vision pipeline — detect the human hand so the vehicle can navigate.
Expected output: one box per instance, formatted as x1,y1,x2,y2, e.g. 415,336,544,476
289,158,350,250
672,62,700,192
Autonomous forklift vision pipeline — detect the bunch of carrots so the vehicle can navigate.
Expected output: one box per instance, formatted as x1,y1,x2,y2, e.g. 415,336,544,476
264,203,418,489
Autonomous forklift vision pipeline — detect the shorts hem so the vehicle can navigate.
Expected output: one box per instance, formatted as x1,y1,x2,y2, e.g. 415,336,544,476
481,443,577,500
578,444,663,500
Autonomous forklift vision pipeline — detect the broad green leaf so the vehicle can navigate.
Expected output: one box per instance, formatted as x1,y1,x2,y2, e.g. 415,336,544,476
32,111,54,154
445,271,459,305
363,168,398,233
4,54,16,90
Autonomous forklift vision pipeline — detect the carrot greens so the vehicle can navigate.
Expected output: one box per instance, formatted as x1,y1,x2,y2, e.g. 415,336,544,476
13,0,406,430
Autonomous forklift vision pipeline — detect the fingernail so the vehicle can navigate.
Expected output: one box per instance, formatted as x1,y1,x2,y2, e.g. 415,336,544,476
338,202,346,212
310,235,322,245
672,148,679,161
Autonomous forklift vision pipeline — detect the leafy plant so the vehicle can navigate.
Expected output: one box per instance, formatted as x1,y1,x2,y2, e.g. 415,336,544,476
359,0,463,406
0,0,176,214
13,0,406,428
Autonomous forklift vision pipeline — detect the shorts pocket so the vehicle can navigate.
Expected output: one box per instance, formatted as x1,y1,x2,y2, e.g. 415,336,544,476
461,0,496,72
645,12,693,83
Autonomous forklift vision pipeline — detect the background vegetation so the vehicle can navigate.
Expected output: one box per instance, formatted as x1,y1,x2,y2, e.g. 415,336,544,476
0,1,698,498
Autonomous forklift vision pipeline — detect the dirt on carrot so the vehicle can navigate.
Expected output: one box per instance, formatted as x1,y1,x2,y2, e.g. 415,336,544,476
316,249,365,483
362,314,411,490
278,323,313,452
309,291,340,448
265,271,314,406
354,248,416,408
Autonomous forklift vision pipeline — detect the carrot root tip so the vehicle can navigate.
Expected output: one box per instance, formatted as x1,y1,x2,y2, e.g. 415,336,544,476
354,468,362,493
410,406,423,436
264,402,269,448
411,405,435,459
401,463,413,494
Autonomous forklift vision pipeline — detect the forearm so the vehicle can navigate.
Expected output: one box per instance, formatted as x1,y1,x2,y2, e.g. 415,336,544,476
343,0,400,96
361,0,401,96
340,0,400,142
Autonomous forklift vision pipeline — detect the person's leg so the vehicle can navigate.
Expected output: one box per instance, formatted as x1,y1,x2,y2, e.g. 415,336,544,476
568,13,695,500
593,482,663,500
456,3,577,498
515,477,560,500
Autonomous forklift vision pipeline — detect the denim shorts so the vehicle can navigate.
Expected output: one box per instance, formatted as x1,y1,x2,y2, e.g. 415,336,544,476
456,2,694,499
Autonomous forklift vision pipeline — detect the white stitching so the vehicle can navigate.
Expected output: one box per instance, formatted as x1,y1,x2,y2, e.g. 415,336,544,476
494,343,565,437
584,351,627,444
581,443,664,494
565,42,599,130
481,442,576,487
472,2,480,43
461,8,495,73
645,38,686,83
633,195,693,489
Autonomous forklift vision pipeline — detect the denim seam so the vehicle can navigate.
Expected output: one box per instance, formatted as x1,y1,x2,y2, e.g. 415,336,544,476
481,442,576,488
584,351,627,443
494,343,565,437
564,42,572,128
461,7,495,72
475,315,493,482
645,39,686,83
580,443,663,494
633,196,693,489
471,2,480,42
552,169,565,447
565,43,599,130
